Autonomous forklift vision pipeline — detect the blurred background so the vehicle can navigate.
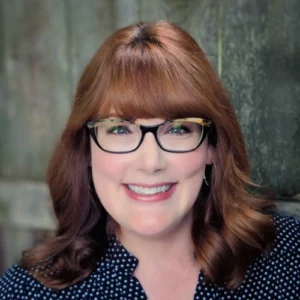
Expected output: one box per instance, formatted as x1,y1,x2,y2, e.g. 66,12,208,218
0,0,299,274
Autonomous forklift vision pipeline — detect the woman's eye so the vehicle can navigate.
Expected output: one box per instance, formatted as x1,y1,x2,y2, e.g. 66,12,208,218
168,125,190,134
107,126,131,134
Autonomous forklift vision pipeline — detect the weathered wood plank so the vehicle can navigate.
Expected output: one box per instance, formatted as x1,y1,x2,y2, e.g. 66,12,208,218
114,0,140,29
1,0,70,180
68,0,115,92
0,180,56,230
140,0,188,28
0,0,4,90
221,0,300,196
186,0,219,70
0,0,7,174
1,228,34,270
0,226,52,274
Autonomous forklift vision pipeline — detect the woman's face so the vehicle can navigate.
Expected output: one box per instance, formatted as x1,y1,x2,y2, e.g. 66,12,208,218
91,118,214,239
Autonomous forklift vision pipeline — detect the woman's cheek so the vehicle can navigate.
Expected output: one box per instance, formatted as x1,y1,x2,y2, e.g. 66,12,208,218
91,144,129,178
170,150,207,178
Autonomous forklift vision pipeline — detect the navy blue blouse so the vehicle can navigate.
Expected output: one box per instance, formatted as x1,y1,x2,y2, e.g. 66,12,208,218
0,213,299,299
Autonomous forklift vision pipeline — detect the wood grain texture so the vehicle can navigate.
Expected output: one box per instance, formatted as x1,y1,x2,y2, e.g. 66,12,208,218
114,0,140,29
0,226,52,273
0,180,56,230
1,228,34,271
186,0,219,69
0,0,7,178
140,0,188,28
220,0,300,196
1,0,70,180
0,0,4,91
68,0,115,92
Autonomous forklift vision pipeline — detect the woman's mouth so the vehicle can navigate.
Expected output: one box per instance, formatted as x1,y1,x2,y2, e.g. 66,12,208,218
127,184,172,195
123,183,177,202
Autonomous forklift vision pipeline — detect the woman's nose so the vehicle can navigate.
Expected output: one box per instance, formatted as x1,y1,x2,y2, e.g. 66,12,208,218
136,132,167,173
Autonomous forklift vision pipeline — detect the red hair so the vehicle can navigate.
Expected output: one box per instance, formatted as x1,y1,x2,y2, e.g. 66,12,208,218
21,21,276,289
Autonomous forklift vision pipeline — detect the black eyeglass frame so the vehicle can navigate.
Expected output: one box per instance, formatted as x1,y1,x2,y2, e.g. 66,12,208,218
86,117,212,154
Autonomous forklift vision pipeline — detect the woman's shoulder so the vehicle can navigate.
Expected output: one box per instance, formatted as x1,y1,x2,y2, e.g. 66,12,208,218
0,256,119,299
238,213,299,293
0,264,42,299
271,212,300,251
263,212,299,266
0,262,105,299
0,264,57,299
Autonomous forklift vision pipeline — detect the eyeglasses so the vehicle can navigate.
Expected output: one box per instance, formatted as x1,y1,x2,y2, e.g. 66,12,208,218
87,117,211,154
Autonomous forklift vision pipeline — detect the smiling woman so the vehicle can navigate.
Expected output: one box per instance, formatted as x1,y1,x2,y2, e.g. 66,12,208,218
0,21,299,300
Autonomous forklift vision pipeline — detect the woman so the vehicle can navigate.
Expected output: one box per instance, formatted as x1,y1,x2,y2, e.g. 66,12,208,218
0,21,299,299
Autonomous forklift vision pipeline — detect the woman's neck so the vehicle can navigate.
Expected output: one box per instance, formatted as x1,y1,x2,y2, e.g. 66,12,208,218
117,213,196,269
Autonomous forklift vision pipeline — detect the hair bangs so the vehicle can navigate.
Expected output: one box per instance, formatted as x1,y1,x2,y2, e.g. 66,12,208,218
94,44,211,121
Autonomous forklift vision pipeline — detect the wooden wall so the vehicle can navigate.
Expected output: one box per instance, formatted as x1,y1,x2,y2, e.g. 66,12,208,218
0,0,299,273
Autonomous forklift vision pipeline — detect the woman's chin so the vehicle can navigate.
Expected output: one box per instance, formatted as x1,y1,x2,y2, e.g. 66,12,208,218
123,216,178,239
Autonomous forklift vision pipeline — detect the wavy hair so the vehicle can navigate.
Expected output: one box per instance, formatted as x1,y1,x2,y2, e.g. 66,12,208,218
21,21,276,289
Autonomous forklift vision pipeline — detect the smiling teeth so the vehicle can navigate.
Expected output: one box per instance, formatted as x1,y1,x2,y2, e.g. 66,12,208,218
127,184,172,195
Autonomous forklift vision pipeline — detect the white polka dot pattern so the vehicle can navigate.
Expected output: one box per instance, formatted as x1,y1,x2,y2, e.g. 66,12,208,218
0,213,299,299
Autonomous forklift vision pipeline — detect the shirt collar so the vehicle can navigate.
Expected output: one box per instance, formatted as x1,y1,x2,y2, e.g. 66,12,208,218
97,235,139,276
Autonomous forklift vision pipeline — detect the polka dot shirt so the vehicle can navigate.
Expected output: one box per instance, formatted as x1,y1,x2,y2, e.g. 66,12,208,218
0,213,299,299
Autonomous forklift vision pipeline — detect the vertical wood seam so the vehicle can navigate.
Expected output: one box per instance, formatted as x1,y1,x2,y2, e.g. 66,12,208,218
217,0,224,77
63,0,73,101
138,0,142,22
0,0,7,175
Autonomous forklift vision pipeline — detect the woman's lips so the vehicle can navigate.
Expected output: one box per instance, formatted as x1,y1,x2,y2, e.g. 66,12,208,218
123,183,177,202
